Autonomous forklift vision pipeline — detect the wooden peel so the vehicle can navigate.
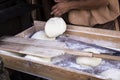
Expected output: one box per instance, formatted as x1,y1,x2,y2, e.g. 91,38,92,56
64,49,120,61
0,37,120,61
92,53,120,61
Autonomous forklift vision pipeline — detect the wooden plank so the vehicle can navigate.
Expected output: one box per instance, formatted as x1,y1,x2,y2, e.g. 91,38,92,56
33,21,120,37
0,52,103,80
0,37,120,61
19,21,120,51
67,25,120,37
31,21,120,51
0,41,64,58
65,30,120,51
65,25,120,51
0,21,119,80
1,36,66,49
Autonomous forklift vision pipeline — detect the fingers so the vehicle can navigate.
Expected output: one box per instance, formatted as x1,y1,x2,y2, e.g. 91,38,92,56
51,8,62,17
54,0,60,2
52,5,57,11
51,2,69,17
51,5,63,16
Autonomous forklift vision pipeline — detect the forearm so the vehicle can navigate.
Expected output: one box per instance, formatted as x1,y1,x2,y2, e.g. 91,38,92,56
68,0,109,10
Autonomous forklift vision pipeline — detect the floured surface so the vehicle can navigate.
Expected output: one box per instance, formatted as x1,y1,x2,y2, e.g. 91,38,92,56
31,31,56,41
57,35,117,53
100,68,120,80
0,40,65,58
1,37,67,49
22,46,65,58
0,34,120,79
64,34,120,51
53,54,120,78
52,35,120,78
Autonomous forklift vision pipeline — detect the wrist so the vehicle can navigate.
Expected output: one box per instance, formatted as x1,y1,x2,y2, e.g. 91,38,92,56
68,1,80,10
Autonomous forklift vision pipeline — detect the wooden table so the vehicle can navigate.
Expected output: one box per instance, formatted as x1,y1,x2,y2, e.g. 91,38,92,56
0,21,120,80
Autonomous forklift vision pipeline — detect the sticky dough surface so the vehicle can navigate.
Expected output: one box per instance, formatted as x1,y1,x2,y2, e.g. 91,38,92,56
31,31,56,40
45,17,67,38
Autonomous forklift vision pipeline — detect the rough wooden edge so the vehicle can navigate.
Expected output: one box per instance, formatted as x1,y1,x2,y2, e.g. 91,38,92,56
0,53,104,80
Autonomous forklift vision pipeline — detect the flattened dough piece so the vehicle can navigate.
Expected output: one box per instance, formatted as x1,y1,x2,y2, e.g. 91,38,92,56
31,31,56,40
100,69,120,80
45,17,67,38
76,48,102,67
76,57,102,67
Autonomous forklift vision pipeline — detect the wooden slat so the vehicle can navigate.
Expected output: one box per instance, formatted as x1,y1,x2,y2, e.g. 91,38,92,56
93,54,120,61
65,32,120,51
32,21,120,51
65,25,120,51
0,21,119,80
0,41,64,58
33,21,120,37
0,37,120,61
1,36,66,49
0,53,103,80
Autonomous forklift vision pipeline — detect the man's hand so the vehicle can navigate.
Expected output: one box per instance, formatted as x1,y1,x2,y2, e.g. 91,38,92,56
51,0,109,16
51,2,70,16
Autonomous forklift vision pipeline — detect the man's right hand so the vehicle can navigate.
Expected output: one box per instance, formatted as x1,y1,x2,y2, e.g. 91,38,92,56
51,2,71,16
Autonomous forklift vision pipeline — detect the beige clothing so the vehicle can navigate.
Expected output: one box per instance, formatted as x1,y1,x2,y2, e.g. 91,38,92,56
69,0,120,27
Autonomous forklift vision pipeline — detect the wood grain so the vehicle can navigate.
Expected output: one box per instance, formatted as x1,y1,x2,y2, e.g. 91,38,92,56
0,52,103,80
17,21,120,51
0,21,120,80
0,37,120,61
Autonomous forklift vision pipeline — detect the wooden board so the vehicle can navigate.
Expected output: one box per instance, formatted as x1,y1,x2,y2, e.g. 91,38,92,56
0,41,65,58
0,37,120,61
65,28,120,51
0,51,103,80
1,36,66,49
30,21,120,51
0,21,120,80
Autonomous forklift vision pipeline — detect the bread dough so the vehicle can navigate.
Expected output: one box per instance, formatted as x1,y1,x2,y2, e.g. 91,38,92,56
76,57,102,67
76,48,102,67
31,31,56,40
100,69,120,80
25,55,51,63
45,17,67,38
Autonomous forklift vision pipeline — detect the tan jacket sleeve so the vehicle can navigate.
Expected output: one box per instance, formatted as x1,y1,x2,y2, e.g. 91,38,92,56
68,0,120,27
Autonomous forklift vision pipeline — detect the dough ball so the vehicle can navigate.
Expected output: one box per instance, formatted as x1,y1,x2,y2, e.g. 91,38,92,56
76,57,102,67
76,48,102,67
45,17,67,38
31,31,56,40
100,69,120,80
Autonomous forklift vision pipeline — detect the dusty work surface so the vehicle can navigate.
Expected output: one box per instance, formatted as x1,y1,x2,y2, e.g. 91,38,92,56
15,30,120,78
0,21,120,80
14,33,120,79
52,35,120,77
